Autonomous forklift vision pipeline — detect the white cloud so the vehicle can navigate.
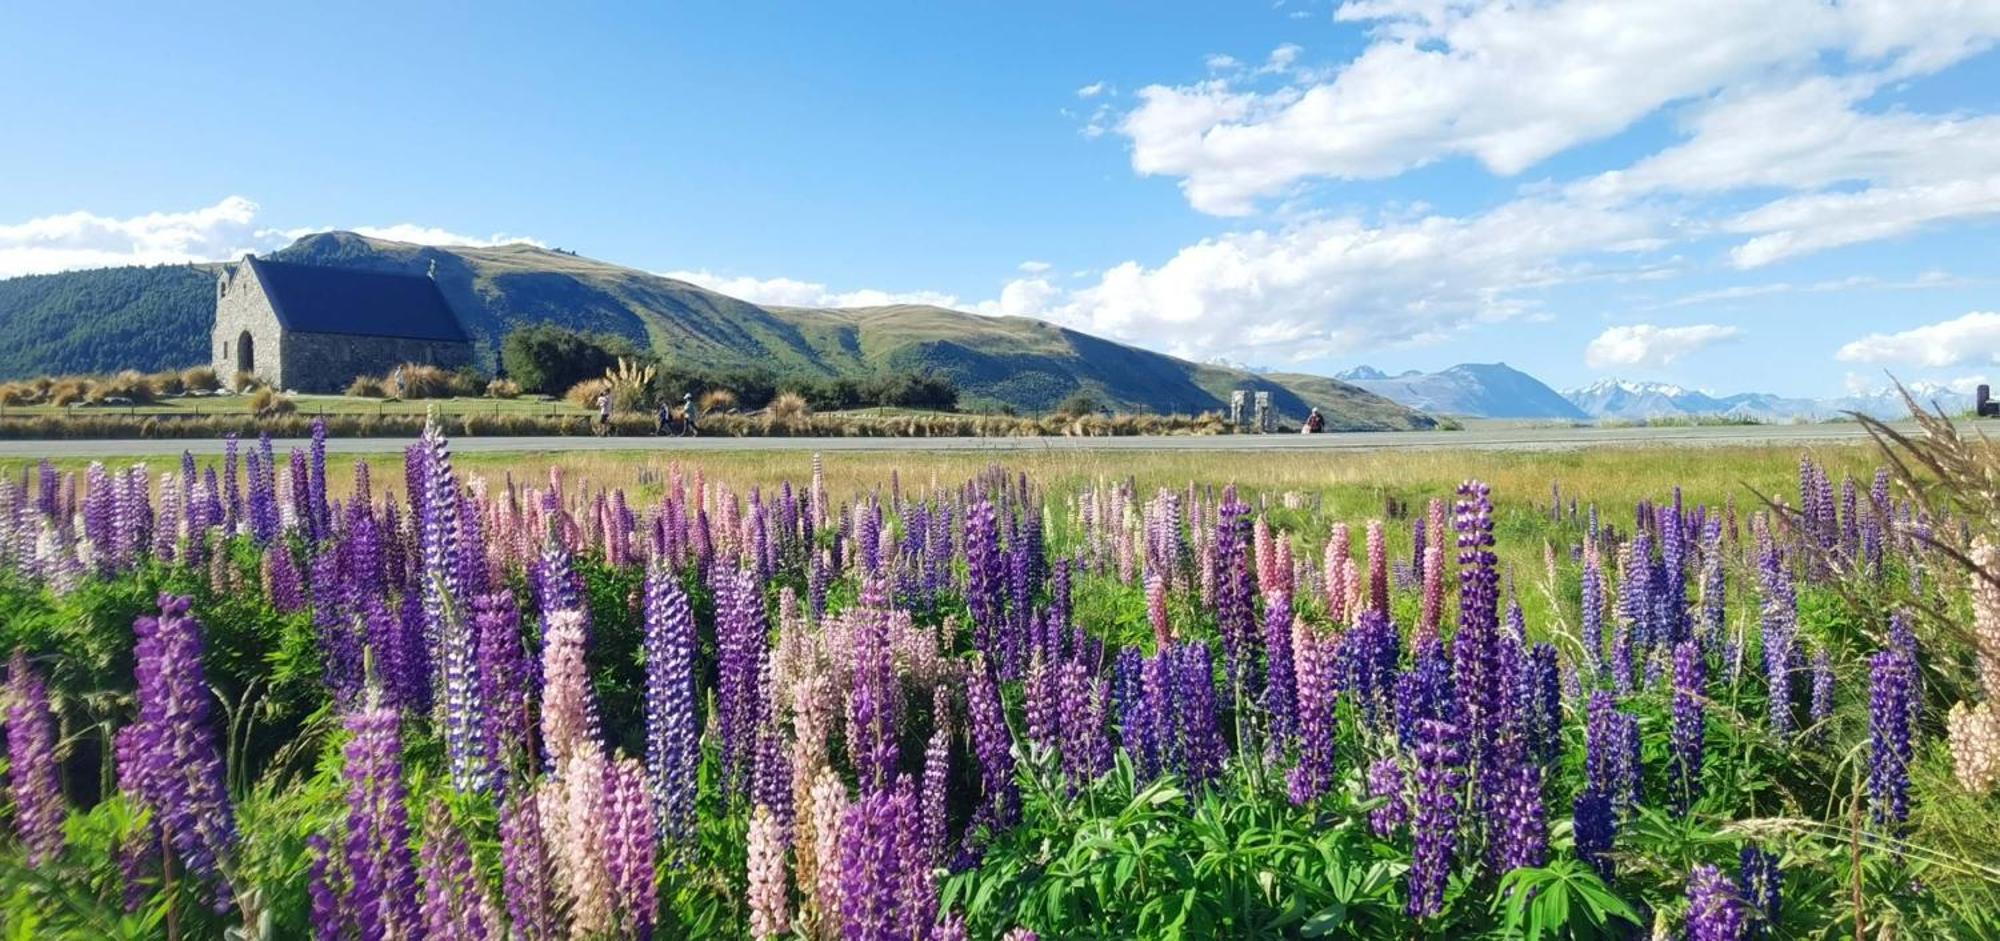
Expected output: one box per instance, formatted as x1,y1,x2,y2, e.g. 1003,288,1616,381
1836,311,2000,368
0,196,267,276
1117,0,2000,215
1075,81,1109,99
1204,54,1241,71
984,196,1661,362
1016,259,1052,274
279,223,545,249
0,196,544,277
1725,175,2000,267
1585,324,1742,370
660,269,963,310
1654,271,1970,309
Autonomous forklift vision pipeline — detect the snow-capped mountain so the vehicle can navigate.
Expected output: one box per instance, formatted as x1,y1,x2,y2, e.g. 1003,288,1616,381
1564,379,1979,421
1336,363,1588,419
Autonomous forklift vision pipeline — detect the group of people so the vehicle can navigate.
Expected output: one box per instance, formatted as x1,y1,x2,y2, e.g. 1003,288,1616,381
593,391,700,436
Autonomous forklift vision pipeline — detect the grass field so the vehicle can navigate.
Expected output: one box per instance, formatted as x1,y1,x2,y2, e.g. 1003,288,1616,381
0,392,591,419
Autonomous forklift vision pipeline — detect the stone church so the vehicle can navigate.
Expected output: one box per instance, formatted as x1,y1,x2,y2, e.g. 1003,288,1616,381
212,256,474,393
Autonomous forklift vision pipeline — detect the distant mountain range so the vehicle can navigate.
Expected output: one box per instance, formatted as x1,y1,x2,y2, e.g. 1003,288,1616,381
1562,378,1978,421
1333,363,1589,419
0,232,1431,428
1328,359,1974,423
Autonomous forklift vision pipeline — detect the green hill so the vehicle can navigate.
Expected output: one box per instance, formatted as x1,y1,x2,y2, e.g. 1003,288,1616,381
0,232,1432,429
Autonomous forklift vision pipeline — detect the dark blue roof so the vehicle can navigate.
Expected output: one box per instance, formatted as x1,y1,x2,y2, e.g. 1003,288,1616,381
249,257,469,343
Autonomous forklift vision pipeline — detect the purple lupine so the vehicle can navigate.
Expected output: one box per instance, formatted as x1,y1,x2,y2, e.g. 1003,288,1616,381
1687,863,1747,941
118,594,237,909
1365,757,1408,838
1407,718,1466,919
1671,639,1706,815
499,793,559,941
965,498,1007,670
1584,691,1642,814
1057,659,1113,785
1343,609,1401,725
837,780,935,941
1759,543,1798,736
964,655,1021,831
307,417,331,542
850,607,904,792
1261,589,1298,743
1395,638,1457,750
715,564,770,795
1808,648,1834,739
473,591,531,778
1493,744,1547,873
605,757,660,938
419,799,493,940
223,433,241,531
1452,481,1506,808
1114,647,1158,778
921,687,954,865
1868,645,1916,828
307,833,349,941
1287,633,1339,805
1572,788,1615,877
1522,643,1561,766
419,420,486,793
5,651,64,864
340,701,422,939
1737,845,1782,941
1213,488,1259,692
1168,641,1228,789
643,563,700,844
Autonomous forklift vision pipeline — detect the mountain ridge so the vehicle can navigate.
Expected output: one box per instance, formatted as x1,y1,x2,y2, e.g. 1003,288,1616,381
1336,362,1589,419
0,232,1432,429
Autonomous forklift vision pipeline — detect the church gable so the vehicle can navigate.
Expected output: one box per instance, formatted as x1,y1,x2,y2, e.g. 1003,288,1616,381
211,256,474,393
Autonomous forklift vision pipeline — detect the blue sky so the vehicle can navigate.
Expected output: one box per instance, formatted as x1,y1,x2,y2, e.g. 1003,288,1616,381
3,1,1998,398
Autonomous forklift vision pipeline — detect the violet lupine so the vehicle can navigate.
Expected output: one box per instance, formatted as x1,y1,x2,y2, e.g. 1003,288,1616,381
307,834,349,941
921,687,953,865
643,563,700,844
1261,589,1298,744
850,609,904,793
1407,718,1466,919
605,756,660,938
1581,542,1607,680
419,799,495,940
118,594,237,909
1585,691,1642,814
1452,480,1505,799
340,701,422,939
5,651,63,864
1522,644,1562,766
717,564,772,795
1671,639,1707,816
473,591,531,780
1737,845,1782,941
1395,638,1458,750
499,793,560,941
420,421,487,794
965,498,1007,670
1572,787,1616,878
837,780,936,941
1365,757,1408,838
964,655,1021,831
1868,644,1916,829
1287,632,1339,805
1167,641,1228,790
1686,863,1747,941
1759,543,1799,737
1807,648,1834,740
1213,488,1259,692
1115,648,1159,778
1057,659,1113,785
1343,609,1401,725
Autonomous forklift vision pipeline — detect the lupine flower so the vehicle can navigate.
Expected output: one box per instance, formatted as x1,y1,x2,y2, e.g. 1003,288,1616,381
717,564,772,794
5,651,64,864
1167,641,1227,789
1947,700,2000,795
419,798,495,940
307,833,349,941
1868,645,1916,828
1366,519,1389,615
921,686,953,864
1737,845,1781,941
1759,544,1798,736
541,609,600,770
1572,788,1615,878
964,655,1021,830
1671,639,1706,815
605,756,660,937
1407,718,1466,919
1366,757,1408,838
499,792,560,941
1395,638,1457,750
748,804,791,940
118,594,237,908
838,780,935,941
1214,488,1258,691
1581,542,1607,679
644,563,700,843
1807,647,1834,739
1288,631,1339,805
1686,863,1746,941
849,608,904,792
1261,589,1298,743
340,700,422,939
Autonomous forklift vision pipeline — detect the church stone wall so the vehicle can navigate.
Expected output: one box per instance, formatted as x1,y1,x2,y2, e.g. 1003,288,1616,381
212,263,286,389
280,331,473,394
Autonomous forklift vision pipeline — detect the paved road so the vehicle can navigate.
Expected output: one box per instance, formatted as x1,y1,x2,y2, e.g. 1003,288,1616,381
0,421,1918,459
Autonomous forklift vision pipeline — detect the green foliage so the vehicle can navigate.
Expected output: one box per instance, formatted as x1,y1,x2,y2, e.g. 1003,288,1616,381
0,265,215,380
1491,860,1641,941
499,323,638,395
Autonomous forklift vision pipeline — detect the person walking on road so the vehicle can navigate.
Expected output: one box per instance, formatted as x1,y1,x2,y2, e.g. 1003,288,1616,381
595,392,612,435
681,391,699,437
